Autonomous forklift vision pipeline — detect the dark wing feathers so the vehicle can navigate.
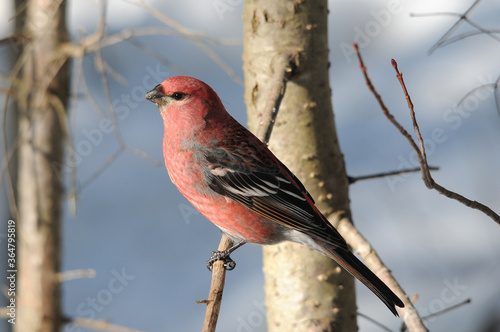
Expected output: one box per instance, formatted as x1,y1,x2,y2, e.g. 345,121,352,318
204,142,348,250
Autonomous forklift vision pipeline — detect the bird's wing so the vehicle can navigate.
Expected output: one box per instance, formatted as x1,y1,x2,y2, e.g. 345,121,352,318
204,136,348,250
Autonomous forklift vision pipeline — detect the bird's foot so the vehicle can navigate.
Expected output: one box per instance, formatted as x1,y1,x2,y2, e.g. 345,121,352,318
206,250,236,271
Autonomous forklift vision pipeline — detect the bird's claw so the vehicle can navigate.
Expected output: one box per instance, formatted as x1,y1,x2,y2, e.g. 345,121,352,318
206,250,236,271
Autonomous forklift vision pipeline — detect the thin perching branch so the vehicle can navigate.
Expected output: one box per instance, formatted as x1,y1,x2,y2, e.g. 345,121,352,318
199,234,234,332
199,55,296,332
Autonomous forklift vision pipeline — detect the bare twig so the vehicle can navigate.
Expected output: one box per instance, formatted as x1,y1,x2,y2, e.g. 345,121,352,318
0,27,37,221
62,316,145,332
410,0,500,54
125,0,243,85
358,312,393,332
200,234,233,332
124,145,162,166
353,44,421,158
58,269,96,282
77,149,121,191
0,305,139,332
400,298,471,331
61,26,239,59
66,54,85,215
121,0,240,45
421,298,471,321
456,73,500,118
94,44,125,148
334,213,429,332
391,60,500,225
51,3,228,198
428,29,500,50
354,43,500,225
125,38,187,75
348,166,439,184
64,8,160,195
0,136,20,190
200,55,295,332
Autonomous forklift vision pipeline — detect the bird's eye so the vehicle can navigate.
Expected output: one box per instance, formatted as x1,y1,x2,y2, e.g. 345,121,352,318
171,92,186,101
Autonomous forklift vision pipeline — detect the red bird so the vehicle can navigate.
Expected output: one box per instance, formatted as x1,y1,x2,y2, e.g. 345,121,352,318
145,76,404,315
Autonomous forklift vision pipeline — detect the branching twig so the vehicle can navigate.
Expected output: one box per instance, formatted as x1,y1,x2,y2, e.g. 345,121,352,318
121,0,240,46
410,0,500,54
427,29,500,50
61,6,162,198
125,37,187,76
199,55,296,332
125,0,243,85
334,213,429,332
391,60,500,225
354,43,500,225
400,298,471,332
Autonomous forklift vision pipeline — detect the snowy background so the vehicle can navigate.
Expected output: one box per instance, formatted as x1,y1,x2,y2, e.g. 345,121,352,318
1,0,500,331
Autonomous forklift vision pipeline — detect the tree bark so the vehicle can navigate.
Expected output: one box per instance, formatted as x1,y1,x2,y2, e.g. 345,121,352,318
243,1,358,331
16,0,70,331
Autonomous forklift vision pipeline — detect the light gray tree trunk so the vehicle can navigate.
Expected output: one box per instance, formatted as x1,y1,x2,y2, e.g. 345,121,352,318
243,1,358,331
15,1,70,331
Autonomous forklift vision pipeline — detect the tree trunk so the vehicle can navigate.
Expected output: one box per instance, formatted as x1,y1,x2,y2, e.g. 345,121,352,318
243,1,358,331
1,2,24,331
16,0,70,331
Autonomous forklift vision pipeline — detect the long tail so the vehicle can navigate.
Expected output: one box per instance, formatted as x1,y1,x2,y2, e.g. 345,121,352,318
323,245,404,316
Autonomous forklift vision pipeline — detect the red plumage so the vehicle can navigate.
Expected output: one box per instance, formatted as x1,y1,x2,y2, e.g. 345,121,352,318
146,76,404,315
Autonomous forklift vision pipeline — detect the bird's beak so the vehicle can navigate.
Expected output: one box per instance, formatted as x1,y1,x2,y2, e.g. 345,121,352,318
145,84,164,104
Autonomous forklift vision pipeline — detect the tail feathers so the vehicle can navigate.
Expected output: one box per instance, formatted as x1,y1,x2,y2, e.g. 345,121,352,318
325,246,404,316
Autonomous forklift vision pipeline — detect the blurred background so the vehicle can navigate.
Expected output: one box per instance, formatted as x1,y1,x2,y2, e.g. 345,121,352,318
1,0,499,331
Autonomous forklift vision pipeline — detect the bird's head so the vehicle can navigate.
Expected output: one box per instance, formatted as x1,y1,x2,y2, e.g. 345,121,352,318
145,76,229,140
146,76,225,116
